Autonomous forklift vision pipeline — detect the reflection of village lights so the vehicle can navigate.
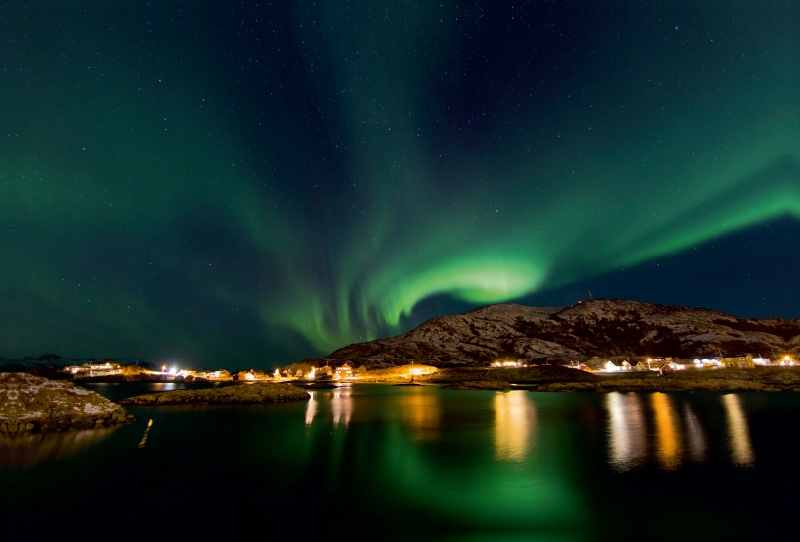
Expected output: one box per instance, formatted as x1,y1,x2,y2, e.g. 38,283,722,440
652,393,681,470
722,394,755,466
400,390,441,440
331,390,353,426
682,404,707,462
305,392,316,425
607,392,647,471
138,419,154,449
495,391,536,462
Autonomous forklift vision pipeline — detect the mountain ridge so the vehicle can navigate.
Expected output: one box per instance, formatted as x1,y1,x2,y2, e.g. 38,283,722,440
307,299,800,369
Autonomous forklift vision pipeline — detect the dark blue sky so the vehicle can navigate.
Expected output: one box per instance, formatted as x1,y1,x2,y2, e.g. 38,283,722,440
2,1,798,368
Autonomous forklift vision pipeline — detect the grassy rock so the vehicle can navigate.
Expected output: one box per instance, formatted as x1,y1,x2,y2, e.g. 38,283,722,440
119,383,310,406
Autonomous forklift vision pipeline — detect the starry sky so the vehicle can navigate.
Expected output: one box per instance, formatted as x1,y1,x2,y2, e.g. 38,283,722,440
2,1,799,369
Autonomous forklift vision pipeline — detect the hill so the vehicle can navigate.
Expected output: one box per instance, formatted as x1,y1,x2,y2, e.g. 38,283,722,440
308,299,800,369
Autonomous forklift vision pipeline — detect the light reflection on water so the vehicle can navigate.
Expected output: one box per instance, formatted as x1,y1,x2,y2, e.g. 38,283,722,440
607,392,751,470
331,389,353,427
607,392,647,470
2,384,785,540
495,391,536,462
722,394,755,466
305,391,317,425
652,392,682,470
683,403,707,463
399,388,441,440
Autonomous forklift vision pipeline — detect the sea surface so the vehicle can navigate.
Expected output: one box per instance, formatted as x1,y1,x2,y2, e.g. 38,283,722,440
2,383,797,541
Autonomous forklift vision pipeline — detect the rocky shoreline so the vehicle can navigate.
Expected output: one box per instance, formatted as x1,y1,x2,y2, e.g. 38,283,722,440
118,382,310,406
0,373,135,437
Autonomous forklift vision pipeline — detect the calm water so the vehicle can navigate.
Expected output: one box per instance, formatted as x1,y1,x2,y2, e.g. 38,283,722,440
2,384,798,541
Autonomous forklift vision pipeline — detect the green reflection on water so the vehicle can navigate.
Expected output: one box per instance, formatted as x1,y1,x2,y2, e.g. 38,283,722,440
241,386,584,535
1,384,785,540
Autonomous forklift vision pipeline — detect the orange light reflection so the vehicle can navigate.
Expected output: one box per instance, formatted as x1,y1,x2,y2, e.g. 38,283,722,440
495,391,536,462
722,394,755,466
652,393,682,470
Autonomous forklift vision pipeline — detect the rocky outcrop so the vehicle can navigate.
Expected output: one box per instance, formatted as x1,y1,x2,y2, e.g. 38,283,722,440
306,300,800,369
0,373,135,436
119,383,310,406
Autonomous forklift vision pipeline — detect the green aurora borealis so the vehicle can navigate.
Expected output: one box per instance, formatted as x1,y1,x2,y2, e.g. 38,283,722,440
2,2,799,367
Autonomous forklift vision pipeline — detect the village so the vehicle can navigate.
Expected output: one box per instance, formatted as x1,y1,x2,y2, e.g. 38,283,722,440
494,354,795,374
61,360,436,383
60,353,796,383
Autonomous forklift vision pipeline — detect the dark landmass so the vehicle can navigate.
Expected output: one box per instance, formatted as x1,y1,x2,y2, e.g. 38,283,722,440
533,366,800,392
426,365,598,385
73,374,208,384
443,380,515,391
299,299,800,369
119,383,310,406
0,373,135,436
0,354,152,372
302,382,338,390
423,365,800,392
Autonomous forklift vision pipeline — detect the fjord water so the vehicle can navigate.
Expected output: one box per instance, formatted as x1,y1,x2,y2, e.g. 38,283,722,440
2,385,797,541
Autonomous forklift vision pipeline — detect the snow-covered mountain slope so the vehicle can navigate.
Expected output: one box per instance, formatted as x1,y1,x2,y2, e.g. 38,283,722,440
312,299,800,368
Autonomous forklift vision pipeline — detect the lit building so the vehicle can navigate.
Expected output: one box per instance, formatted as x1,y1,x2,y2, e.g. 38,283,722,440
334,363,352,378
716,356,756,369
64,361,122,378
205,369,232,381
492,359,527,368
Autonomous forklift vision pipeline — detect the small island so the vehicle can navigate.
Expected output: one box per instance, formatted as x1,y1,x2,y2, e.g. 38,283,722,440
118,382,310,406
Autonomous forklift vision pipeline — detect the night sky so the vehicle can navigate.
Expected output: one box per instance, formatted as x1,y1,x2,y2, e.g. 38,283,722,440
2,2,799,369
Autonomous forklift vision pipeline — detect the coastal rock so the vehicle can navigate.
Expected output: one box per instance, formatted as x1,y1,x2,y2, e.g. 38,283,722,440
119,383,310,406
0,373,135,436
